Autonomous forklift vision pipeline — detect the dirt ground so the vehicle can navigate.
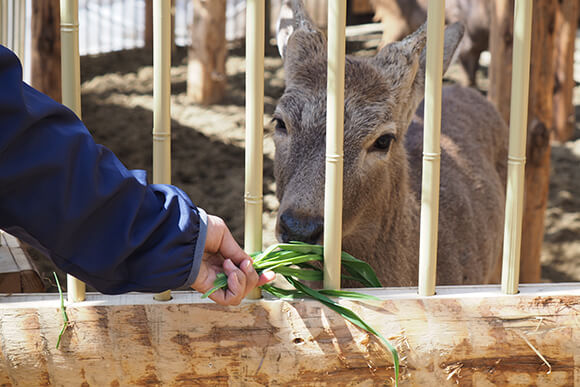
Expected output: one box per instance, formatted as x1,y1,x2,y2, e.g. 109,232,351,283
30,32,580,291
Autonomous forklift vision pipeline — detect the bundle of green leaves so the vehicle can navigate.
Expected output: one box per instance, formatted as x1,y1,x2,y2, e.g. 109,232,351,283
203,241,400,385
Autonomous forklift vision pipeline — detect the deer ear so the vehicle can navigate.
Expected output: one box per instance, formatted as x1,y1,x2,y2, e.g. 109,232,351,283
374,22,465,104
372,22,428,97
415,22,465,87
276,0,326,61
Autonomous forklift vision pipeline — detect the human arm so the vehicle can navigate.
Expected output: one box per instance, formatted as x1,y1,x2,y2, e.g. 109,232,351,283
0,45,272,299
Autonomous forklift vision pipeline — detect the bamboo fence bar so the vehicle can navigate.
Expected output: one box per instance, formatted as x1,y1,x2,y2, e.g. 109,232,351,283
0,0,6,47
0,0,26,60
3,0,10,48
152,0,173,302
501,0,533,295
14,0,25,60
418,0,445,297
60,0,86,302
323,0,347,291
42,0,535,303
244,0,265,299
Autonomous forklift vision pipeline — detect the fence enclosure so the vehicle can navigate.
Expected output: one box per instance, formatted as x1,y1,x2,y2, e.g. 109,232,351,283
0,0,579,385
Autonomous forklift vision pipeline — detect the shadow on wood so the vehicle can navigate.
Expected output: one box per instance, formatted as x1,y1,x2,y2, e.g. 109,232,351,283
0,284,578,385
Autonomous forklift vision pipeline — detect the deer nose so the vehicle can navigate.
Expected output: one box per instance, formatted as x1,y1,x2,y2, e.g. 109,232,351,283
278,210,323,244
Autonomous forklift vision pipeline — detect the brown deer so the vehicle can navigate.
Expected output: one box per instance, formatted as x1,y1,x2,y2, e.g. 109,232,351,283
272,0,507,287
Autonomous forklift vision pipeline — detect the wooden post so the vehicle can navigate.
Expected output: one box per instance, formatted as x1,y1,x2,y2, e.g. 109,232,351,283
489,0,557,284
552,0,578,142
488,0,514,125
518,0,557,284
186,0,227,105
30,0,62,102
265,0,271,51
145,0,153,48
351,0,373,15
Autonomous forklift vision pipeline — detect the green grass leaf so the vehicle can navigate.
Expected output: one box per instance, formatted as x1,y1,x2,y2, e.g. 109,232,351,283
340,251,383,287
253,253,322,271
271,266,323,282
318,289,381,301
201,272,228,298
53,272,69,350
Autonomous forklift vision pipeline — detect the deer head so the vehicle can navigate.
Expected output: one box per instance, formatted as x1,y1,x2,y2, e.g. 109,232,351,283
273,0,464,248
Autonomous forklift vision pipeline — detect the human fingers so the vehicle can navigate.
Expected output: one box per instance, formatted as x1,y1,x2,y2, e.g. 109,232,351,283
239,259,259,295
209,259,246,306
257,270,276,287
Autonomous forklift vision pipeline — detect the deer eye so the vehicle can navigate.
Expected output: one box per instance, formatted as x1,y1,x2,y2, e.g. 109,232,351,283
273,118,287,134
371,134,396,152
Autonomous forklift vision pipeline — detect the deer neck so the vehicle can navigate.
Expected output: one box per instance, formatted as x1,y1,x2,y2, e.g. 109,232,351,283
343,168,420,287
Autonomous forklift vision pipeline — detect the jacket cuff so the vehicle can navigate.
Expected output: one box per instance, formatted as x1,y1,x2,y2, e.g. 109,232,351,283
184,207,207,288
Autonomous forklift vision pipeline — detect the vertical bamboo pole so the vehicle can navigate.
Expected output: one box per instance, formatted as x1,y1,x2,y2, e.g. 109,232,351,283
60,0,85,302
323,0,346,290
244,0,264,300
11,0,17,56
0,0,6,46
6,0,12,49
16,0,25,61
418,0,445,296
501,0,533,295
152,0,173,302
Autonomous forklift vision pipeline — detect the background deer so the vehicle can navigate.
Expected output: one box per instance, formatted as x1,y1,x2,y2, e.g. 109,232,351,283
370,0,491,86
272,0,507,287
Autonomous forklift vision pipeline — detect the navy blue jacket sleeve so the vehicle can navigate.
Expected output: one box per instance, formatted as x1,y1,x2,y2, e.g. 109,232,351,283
0,45,207,294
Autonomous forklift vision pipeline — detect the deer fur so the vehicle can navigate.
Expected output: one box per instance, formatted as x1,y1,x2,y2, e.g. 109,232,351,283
272,0,507,287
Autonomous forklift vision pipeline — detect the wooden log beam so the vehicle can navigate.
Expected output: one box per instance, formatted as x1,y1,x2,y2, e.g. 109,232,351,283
0,284,579,385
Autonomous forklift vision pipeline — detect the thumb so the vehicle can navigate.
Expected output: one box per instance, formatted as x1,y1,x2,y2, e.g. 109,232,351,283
205,215,249,265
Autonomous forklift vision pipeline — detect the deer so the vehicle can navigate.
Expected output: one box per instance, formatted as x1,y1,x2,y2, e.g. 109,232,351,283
271,0,507,287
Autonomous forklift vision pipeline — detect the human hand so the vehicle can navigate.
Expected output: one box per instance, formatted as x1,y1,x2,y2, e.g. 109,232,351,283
191,215,275,305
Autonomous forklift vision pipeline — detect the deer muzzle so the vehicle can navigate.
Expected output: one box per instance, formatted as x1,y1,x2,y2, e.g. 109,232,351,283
277,209,324,245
